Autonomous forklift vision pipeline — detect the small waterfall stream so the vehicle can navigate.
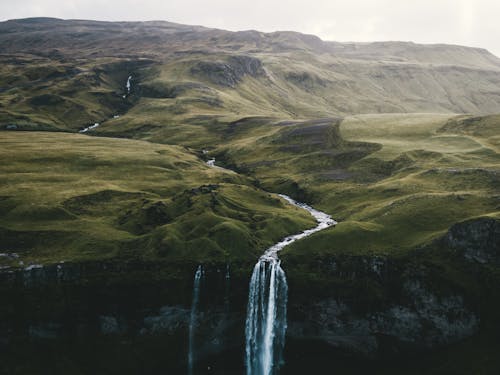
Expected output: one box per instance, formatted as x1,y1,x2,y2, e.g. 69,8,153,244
123,75,132,98
188,265,203,375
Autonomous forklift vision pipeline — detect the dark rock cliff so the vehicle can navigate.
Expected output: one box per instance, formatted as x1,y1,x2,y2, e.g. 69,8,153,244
1,217,499,373
443,217,500,264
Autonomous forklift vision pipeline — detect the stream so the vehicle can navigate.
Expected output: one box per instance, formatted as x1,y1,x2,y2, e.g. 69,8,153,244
79,75,132,133
205,157,337,374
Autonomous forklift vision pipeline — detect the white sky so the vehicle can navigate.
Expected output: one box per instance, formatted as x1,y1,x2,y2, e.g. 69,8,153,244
2,0,500,57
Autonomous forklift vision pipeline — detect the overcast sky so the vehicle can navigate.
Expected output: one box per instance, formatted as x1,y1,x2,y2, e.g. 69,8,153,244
2,0,500,57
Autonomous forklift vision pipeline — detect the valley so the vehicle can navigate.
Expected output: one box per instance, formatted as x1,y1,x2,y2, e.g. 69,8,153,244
0,17,499,375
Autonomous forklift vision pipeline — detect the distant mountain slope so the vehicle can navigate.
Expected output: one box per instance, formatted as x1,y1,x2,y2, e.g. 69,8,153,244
1,17,500,132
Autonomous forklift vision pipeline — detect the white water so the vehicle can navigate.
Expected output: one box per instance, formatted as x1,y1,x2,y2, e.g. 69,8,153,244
123,75,132,98
79,122,100,133
188,265,203,375
126,75,132,93
245,195,336,375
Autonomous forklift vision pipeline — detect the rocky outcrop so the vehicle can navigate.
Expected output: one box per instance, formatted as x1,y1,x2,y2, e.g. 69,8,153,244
284,243,487,358
289,278,478,357
443,217,500,264
0,260,248,375
1,217,498,368
190,55,264,87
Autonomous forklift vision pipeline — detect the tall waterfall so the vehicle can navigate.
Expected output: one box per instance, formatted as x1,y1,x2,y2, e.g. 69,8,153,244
245,259,288,375
188,265,203,375
245,194,336,375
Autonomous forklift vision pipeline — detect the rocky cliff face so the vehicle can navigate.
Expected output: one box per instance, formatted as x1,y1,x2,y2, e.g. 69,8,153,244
0,256,480,361
0,218,498,372
0,261,249,373
288,264,478,357
443,217,500,264
285,217,500,360
190,55,264,87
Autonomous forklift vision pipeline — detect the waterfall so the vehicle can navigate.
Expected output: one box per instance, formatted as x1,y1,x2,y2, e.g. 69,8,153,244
245,259,288,375
188,265,203,375
245,194,336,375
123,75,132,98
204,155,336,374
126,75,132,94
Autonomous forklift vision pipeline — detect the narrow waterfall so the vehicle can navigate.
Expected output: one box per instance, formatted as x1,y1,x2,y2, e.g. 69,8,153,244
126,75,132,94
245,195,336,375
188,265,203,375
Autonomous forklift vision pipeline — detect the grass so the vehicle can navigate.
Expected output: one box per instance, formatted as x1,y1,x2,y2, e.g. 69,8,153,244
0,131,315,269
0,55,145,132
279,113,500,258
147,112,499,259
2,109,498,265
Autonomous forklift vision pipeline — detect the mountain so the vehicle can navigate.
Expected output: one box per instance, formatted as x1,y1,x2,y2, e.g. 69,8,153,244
1,17,500,135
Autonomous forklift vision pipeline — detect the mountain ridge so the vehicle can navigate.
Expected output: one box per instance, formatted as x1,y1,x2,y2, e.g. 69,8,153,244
2,17,500,134
1,17,499,63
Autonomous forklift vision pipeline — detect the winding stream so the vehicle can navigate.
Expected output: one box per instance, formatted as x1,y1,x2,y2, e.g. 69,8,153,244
206,157,336,374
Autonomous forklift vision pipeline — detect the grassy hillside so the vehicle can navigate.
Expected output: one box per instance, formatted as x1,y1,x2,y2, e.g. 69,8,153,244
2,111,494,267
156,113,498,258
0,131,315,270
2,18,500,136
281,113,500,258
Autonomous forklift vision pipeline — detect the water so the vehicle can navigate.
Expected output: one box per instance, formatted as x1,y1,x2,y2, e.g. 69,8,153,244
79,122,100,133
123,75,132,98
126,75,132,93
245,194,336,375
188,265,203,375
204,156,335,374
245,259,288,375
